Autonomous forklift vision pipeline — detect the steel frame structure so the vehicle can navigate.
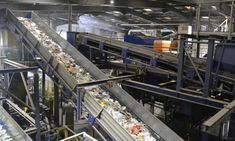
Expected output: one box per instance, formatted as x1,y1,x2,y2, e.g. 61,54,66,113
67,31,235,141
0,8,185,141
0,60,40,140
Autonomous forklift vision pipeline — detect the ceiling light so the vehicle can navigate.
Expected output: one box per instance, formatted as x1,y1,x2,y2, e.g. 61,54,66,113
114,14,120,17
164,17,172,20
135,9,142,12
202,16,209,19
113,11,121,14
144,8,152,12
110,0,114,4
211,6,217,10
185,6,192,10
143,12,150,15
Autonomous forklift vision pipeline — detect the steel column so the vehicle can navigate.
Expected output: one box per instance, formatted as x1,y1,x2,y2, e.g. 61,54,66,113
201,132,208,141
228,1,234,40
68,5,72,32
34,73,40,141
54,76,60,126
76,87,81,121
204,38,215,97
196,4,201,38
196,39,200,58
42,71,45,103
176,36,185,91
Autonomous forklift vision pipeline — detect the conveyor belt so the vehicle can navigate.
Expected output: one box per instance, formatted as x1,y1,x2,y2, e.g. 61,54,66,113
2,9,183,141
0,105,32,141
75,32,235,85
76,32,206,68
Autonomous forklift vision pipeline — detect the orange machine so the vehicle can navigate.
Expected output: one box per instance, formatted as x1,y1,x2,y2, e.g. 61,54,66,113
153,40,177,52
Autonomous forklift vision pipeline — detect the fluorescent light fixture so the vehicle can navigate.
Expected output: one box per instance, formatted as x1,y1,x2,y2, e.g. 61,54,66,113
143,8,152,12
202,16,209,19
164,17,172,20
211,6,217,10
143,12,150,15
185,6,191,9
110,0,114,4
135,9,142,12
113,11,121,14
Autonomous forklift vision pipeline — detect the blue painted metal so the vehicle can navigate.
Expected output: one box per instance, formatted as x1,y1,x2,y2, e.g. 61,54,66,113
201,132,208,141
46,134,52,141
34,73,41,141
215,43,235,73
150,58,158,67
176,37,185,91
76,88,81,121
88,113,96,126
180,102,192,116
187,68,195,80
232,85,235,96
124,35,156,48
204,38,215,97
126,57,133,64
122,80,226,109
67,32,77,46
65,86,72,98
26,12,32,18
213,45,225,88
99,41,104,50
54,76,60,126
121,48,127,63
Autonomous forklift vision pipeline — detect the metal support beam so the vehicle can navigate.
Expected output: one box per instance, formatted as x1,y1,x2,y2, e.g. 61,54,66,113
20,72,35,110
204,38,215,97
0,67,38,73
68,4,72,32
176,36,185,91
76,88,81,121
196,39,200,58
54,76,60,126
228,1,234,40
34,73,41,141
196,4,201,38
202,100,235,133
0,85,35,112
2,60,37,109
42,71,45,103
76,74,139,88
184,48,204,85
122,80,227,109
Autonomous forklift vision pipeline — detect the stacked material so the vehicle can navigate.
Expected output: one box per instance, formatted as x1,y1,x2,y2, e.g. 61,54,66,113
18,17,157,141
0,120,13,141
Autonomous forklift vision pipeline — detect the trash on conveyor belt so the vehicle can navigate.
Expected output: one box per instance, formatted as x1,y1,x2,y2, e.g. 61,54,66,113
18,17,157,141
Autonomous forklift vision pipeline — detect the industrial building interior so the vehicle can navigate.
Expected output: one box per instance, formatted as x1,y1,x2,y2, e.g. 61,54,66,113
0,0,235,141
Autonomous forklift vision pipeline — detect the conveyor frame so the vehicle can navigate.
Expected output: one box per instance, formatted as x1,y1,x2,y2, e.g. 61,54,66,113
1,8,184,141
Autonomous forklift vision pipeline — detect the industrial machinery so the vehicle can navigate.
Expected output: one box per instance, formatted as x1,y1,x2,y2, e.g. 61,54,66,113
67,31,235,141
124,29,177,52
0,8,185,141
0,7,235,141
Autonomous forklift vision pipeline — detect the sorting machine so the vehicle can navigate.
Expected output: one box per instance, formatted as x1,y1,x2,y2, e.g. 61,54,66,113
0,8,184,141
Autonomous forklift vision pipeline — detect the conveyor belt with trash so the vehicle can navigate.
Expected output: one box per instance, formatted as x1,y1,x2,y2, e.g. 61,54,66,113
0,105,32,141
1,9,184,141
